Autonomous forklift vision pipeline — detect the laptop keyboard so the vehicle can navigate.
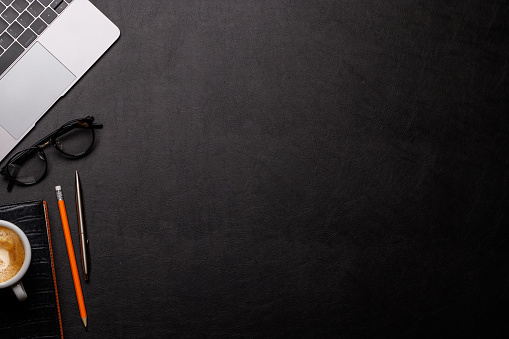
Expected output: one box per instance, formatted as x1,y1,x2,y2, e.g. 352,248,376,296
0,0,73,75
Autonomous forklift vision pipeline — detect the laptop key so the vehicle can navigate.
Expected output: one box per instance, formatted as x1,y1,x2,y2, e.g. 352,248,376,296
39,0,51,6
29,17,45,34
1,7,18,24
0,4,5,13
50,0,61,9
54,0,66,13
17,11,34,28
40,7,56,24
30,16,46,34
0,0,13,6
26,0,43,17
12,0,29,13
0,18,8,32
7,21,22,38
0,41,23,75
17,27,35,47
0,31,14,48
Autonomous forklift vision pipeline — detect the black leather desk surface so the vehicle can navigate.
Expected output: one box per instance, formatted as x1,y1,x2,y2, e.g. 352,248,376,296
1,0,508,337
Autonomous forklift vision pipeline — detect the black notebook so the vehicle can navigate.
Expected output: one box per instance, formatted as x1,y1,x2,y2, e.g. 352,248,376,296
0,200,63,339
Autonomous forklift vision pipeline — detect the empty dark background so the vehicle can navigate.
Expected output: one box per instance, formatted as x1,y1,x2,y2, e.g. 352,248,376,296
1,0,508,337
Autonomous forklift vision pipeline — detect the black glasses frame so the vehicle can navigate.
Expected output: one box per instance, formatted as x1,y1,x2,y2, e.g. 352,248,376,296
0,116,103,191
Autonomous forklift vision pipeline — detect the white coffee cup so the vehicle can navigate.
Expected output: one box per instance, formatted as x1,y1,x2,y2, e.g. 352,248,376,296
0,220,32,301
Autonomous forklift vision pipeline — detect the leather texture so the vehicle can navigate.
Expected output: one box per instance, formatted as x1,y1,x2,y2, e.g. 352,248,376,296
0,201,62,339
0,0,508,337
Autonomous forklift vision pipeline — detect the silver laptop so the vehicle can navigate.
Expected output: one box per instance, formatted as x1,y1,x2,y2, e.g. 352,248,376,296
0,0,119,162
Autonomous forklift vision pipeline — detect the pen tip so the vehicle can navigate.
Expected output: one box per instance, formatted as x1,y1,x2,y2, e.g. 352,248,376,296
82,317,87,327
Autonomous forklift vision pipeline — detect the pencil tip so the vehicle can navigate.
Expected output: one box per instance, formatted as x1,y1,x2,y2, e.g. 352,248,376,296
82,317,87,327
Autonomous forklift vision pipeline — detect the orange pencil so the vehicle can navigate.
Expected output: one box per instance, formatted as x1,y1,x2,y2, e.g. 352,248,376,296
55,186,88,328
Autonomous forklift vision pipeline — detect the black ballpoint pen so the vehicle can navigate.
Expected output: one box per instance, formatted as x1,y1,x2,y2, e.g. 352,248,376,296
75,171,89,280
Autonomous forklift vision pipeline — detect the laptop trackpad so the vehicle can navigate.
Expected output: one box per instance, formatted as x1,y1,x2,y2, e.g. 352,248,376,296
0,43,75,140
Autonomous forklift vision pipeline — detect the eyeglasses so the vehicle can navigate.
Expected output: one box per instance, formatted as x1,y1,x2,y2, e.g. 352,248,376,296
1,116,103,192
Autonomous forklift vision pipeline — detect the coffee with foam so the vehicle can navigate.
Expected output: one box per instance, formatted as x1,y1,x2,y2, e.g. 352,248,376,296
0,225,25,284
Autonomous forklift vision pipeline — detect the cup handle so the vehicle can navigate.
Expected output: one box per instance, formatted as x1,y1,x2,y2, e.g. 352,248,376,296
12,281,27,301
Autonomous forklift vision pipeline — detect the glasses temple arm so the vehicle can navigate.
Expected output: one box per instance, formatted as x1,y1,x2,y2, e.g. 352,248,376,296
6,164,20,192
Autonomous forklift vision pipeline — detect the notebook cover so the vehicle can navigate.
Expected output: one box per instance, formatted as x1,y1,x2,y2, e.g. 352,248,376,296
0,200,64,339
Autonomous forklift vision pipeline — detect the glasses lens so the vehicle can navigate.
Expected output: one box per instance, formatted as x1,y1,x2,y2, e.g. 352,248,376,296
8,149,47,184
55,126,94,156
